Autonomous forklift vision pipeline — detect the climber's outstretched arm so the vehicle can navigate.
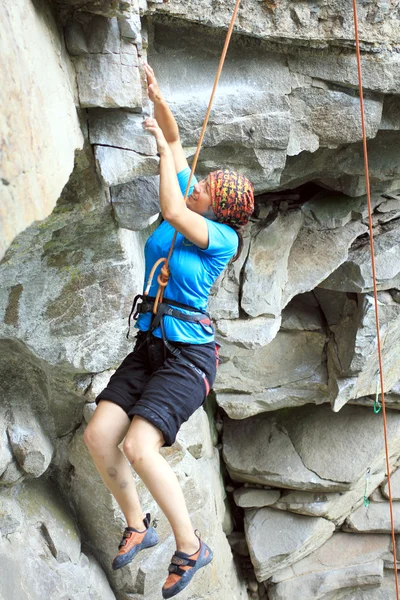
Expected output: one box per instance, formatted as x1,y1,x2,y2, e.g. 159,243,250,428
143,117,209,249
144,63,188,175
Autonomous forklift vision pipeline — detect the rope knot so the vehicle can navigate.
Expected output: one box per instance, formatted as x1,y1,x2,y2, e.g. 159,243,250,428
157,262,170,288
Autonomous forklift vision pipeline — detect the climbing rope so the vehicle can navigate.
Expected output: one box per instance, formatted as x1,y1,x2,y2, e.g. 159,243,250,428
145,0,242,314
352,0,399,595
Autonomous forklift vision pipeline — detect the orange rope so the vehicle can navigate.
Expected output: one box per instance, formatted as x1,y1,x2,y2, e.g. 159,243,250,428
352,1,400,594
146,0,242,313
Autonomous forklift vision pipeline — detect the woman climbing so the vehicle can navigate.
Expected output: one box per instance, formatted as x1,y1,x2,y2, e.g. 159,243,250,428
84,62,254,599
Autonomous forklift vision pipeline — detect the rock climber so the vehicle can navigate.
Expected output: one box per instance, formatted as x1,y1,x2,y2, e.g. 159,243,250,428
84,62,254,599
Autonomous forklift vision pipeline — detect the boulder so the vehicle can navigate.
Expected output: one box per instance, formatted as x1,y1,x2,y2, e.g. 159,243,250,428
241,212,304,318
7,421,53,479
244,507,334,581
208,233,251,321
269,473,383,525
283,220,368,308
119,9,142,44
0,338,89,487
216,316,282,349
0,340,55,483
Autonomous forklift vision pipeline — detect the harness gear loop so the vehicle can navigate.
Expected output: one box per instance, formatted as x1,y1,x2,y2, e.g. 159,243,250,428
352,0,399,594
148,0,242,316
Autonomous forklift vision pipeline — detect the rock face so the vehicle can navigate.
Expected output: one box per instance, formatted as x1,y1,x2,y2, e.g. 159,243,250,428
267,533,390,600
148,17,400,196
223,405,400,493
0,479,116,600
317,290,400,410
0,201,144,373
321,223,400,293
2,1,400,600
0,0,83,261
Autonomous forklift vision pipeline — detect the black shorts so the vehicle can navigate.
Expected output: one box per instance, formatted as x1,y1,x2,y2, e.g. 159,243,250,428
95,331,217,446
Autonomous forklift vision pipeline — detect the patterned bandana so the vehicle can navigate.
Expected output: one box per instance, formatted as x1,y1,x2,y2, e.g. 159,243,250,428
209,170,254,226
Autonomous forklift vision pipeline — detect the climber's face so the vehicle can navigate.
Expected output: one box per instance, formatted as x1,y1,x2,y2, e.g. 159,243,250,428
186,176,215,218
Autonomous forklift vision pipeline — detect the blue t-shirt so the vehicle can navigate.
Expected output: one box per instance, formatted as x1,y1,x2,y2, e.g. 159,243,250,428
136,167,238,344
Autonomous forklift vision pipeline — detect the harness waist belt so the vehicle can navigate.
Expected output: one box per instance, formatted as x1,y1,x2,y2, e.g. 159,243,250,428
126,294,212,339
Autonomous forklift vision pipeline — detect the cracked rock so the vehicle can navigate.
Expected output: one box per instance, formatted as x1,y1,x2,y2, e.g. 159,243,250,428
268,532,389,600
245,507,334,581
223,405,400,492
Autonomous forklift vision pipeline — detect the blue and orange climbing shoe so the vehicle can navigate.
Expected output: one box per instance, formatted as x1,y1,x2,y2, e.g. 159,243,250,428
112,513,159,570
162,533,213,599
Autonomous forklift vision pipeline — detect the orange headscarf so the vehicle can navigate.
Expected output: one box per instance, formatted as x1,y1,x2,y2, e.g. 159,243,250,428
209,170,254,226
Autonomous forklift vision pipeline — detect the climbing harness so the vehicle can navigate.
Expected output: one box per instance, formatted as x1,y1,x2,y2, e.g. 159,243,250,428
352,0,399,595
126,294,215,395
126,294,213,341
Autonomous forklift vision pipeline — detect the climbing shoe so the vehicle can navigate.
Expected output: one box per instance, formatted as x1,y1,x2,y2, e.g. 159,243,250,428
112,513,159,570
162,533,213,599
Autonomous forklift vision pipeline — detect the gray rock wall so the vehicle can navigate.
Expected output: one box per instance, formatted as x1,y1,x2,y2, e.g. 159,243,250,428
1,1,400,599
0,0,83,261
